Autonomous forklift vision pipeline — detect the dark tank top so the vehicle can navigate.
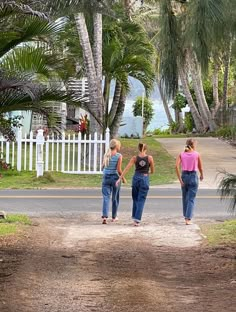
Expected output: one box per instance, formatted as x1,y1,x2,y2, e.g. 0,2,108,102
135,156,150,174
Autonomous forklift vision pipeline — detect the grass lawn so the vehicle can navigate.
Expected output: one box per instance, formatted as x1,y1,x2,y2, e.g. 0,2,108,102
201,219,236,246
0,214,31,236
0,137,176,189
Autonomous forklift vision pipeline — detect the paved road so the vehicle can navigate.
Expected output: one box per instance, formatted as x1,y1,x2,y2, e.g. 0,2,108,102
0,188,232,220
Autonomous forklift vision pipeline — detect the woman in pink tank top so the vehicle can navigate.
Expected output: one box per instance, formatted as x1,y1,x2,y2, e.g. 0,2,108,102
175,139,204,225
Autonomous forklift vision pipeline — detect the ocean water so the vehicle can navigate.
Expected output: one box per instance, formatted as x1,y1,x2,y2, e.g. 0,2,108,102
124,99,175,131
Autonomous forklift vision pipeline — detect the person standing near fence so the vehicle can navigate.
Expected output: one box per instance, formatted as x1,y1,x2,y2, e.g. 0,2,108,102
175,138,204,225
116,142,154,226
101,139,125,224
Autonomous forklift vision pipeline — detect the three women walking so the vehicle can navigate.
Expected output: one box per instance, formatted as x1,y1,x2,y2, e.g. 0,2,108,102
102,138,203,226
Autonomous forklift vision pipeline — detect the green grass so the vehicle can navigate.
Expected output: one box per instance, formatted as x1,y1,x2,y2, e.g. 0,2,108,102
201,219,236,246
0,214,31,236
0,137,177,188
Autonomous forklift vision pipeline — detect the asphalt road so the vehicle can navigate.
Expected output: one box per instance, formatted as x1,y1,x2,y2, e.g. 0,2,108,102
0,188,233,220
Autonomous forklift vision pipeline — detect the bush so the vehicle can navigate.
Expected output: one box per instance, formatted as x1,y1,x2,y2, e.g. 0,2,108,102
216,126,236,140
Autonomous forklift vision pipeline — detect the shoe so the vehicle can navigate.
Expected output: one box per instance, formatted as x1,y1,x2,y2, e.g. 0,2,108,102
102,218,107,224
134,221,140,227
111,217,118,222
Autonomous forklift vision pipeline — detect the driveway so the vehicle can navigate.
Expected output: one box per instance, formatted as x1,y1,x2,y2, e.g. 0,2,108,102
157,137,236,189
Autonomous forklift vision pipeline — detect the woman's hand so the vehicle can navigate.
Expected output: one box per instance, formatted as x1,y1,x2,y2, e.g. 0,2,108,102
115,178,121,187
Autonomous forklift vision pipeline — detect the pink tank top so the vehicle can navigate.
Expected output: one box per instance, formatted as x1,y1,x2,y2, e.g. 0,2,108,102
180,151,199,171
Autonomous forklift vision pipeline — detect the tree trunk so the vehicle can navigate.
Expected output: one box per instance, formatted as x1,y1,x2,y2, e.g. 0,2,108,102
222,40,232,125
188,49,217,131
93,13,103,86
124,0,132,20
157,79,173,125
74,13,103,134
103,76,111,128
212,61,221,120
187,50,209,130
179,66,204,132
110,87,126,139
109,80,122,125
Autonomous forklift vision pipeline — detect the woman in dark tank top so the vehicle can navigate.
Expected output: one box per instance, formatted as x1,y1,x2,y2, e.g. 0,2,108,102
116,142,155,226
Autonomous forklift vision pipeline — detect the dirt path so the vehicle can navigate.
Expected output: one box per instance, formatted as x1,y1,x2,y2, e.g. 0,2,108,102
0,214,235,312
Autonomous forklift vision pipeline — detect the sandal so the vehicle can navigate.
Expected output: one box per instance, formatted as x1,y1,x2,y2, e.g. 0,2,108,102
102,218,107,224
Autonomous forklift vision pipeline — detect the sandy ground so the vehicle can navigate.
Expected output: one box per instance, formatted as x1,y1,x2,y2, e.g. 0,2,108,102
0,213,235,312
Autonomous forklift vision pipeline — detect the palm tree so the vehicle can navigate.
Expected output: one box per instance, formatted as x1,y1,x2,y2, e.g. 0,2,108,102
218,171,236,213
0,1,85,139
135,0,231,132
102,18,155,137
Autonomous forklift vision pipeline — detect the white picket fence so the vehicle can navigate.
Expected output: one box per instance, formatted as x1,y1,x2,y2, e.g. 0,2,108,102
0,128,110,175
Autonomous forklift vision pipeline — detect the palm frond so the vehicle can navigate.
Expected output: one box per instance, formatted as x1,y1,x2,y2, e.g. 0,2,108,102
158,0,179,99
0,17,65,57
0,1,48,20
186,0,226,72
0,46,52,78
217,170,236,213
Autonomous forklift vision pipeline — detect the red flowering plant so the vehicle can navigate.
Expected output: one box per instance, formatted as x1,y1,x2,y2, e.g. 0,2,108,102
74,114,89,136
0,150,11,174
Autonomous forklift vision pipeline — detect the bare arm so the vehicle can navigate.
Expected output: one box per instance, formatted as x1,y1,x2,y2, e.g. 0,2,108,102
148,155,155,174
116,156,136,184
116,155,123,176
198,155,204,181
175,154,184,186
116,155,127,183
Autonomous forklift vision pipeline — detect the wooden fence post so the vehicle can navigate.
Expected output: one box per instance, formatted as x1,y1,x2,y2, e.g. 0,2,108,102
17,128,22,171
36,129,45,177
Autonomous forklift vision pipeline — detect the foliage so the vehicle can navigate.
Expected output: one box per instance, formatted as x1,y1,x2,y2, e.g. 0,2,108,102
184,112,194,132
216,126,236,140
168,121,180,134
149,128,171,135
172,93,187,111
217,170,236,212
132,96,154,133
0,114,23,141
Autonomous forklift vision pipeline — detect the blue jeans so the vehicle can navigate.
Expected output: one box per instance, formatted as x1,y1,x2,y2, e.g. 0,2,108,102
102,173,120,218
132,174,149,223
181,171,199,220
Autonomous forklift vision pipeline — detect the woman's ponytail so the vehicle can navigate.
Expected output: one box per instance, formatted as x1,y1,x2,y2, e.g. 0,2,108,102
103,139,120,167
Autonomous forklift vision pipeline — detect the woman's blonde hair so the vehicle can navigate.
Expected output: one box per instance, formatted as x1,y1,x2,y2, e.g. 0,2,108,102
103,139,121,167
184,138,195,152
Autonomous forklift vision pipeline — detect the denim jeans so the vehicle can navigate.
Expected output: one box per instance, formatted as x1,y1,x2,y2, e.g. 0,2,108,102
102,173,120,218
132,174,150,223
181,171,199,220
